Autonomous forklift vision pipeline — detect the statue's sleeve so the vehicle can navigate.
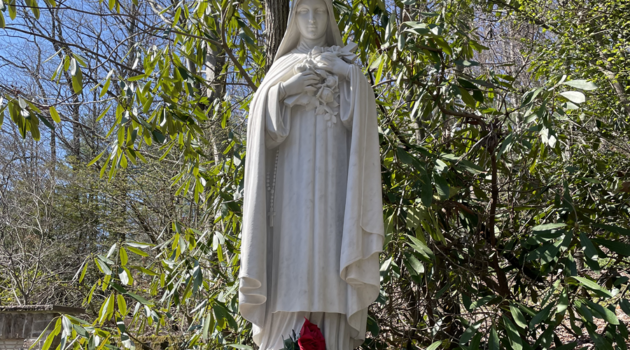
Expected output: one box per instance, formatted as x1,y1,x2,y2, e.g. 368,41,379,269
265,83,291,149
339,64,361,130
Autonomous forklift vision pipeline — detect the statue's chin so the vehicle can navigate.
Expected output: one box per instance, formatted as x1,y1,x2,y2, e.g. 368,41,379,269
298,29,326,42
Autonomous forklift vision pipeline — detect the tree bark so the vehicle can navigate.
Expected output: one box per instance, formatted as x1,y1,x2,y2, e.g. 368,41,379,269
597,63,630,116
264,0,290,71
204,48,226,165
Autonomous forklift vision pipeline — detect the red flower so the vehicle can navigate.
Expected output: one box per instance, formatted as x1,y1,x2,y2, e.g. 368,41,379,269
298,318,326,350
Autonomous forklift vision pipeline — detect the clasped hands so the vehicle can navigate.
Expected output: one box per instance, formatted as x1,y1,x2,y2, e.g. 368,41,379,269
281,53,350,98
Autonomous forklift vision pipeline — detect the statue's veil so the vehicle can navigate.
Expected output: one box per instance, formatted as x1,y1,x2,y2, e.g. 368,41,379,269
273,0,344,62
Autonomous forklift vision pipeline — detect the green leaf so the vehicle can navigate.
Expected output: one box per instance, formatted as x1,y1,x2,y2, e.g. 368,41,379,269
8,1,17,20
620,299,630,317
126,246,148,257
110,282,127,294
529,304,553,329
469,40,489,51
592,239,630,257
406,235,434,261
469,295,495,310
0,12,5,29
41,318,61,350
227,346,253,350
568,276,612,297
172,7,182,27
456,86,477,108
426,341,442,350
36,113,55,130
118,267,130,285
510,305,527,329
94,257,112,275
100,78,111,98
72,68,83,93
406,206,422,230
127,74,146,82
570,276,600,289
375,54,385,85
97,294,112,323
213,302,238,329
433,36,452,55
585,300,619,325
403,253,424,276
455,160,485,174
557,289,569,313
124,241,153,248
119,247,128,265
26,0,40,19
532,223,566,231
152,129,166,144
397,32,406,51
502,316,523,350
434,174,449,200
488,327,500,350
49,106,61,123
130,265,158,276
559,91,585,104
594,223,630,237
562,80,597,91
117,294,127,316
580,232,599,260
126,291,154,306
78,260,88,283
106,293,115,320
397,147,424,170
454,60,480,67
87,148,106,166
459,321,481,345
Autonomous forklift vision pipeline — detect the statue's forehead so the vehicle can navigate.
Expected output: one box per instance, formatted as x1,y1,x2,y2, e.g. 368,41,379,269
296,0,327,8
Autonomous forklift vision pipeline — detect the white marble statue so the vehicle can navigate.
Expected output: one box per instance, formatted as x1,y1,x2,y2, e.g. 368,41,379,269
239,0,384,348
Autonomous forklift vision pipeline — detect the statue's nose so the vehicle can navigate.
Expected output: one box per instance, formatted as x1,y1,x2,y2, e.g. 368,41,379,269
309,10,316,23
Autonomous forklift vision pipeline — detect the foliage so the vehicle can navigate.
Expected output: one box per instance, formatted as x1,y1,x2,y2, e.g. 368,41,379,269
1,0,629,349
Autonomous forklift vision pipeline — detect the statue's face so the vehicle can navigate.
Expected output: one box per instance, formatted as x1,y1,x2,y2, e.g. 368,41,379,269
295,0,328,41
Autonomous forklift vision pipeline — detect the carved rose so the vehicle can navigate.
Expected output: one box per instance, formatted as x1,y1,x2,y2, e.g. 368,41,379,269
295,63,308,73
298,318,326,350
325,75,338,89
319,87,334,103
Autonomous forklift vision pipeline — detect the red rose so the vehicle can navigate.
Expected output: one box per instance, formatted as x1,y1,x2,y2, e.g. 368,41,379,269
298,318,326,350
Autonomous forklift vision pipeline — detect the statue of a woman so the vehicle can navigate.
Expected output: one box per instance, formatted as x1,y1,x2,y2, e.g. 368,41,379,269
239,0,384,348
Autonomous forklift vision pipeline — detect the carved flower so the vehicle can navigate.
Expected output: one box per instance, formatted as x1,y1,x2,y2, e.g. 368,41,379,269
325,75,338,89
315,104,327,115
327,45,341,55
320,87,334,103
298,318,326,350
295,63,308,73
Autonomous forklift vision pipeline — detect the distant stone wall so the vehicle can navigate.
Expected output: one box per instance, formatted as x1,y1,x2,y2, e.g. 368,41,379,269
0,306,84,350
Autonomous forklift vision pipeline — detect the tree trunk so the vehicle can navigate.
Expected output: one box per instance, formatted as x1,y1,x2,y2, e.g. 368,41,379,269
264,0,290,71
205,48,226,165
597,63,630,116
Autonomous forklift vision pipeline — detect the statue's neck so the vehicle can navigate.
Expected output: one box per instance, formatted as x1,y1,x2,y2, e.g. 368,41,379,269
298,36,327,51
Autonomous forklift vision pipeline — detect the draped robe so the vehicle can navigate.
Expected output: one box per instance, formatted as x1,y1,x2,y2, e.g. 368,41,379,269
239,27,384,350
